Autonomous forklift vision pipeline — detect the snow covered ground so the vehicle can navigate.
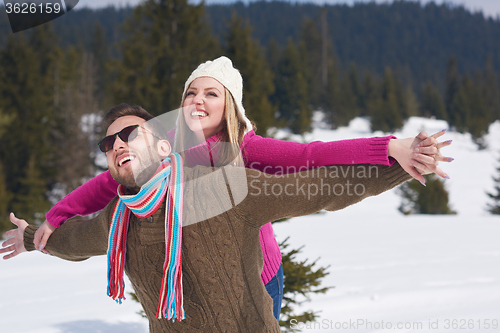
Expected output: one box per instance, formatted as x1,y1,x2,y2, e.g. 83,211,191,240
1,116,499,332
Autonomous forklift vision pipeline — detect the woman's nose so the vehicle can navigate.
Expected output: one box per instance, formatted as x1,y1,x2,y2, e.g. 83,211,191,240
193,93,204,105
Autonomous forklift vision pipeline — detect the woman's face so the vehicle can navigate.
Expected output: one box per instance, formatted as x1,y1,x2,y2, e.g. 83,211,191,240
182,77,226,139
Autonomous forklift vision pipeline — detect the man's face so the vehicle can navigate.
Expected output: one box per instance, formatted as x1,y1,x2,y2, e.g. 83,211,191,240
105,116,163,192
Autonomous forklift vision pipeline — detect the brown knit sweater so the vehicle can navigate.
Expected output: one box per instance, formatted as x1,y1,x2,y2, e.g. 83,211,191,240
24,163,410,332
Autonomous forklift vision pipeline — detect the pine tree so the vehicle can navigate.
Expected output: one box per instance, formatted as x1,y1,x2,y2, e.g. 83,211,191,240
0,24,59,217
360,71,378,117
0,109,13,232
369,67,404,133
0,162,12,233
278,237,331,332
450,74,491,149
398,175,456,215
486,154,500,215
405,85,420,118
224,14,275,136
324,62,362,128
450,57,500,149
266,38,281,74
481,56,499,122
445,55,461,126
322,56,340,128
444,56,497,145
90,22,110,106
449,75,472,134
108,0,219,115
468,72,491,149
339,63,363,125
50,46,98,195
90,23,109,74
298,12,341,127
298,18,324,107
266,38,285,133
11,155,52,225
0,107,13,138
395,79,411,121
273,39,312,135
471,57,500,148
420,81,447,119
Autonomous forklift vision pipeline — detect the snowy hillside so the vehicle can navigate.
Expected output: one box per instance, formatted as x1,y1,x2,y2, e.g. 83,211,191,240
1,116,499,333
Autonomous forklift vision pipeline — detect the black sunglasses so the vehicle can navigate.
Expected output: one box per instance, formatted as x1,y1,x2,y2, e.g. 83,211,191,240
98,125,140,153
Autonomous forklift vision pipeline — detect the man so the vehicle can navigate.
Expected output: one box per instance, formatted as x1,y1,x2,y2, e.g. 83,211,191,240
1,104,433,332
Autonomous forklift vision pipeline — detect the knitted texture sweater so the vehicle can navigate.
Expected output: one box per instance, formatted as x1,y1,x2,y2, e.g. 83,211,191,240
26,163,409,332
45,131,395,284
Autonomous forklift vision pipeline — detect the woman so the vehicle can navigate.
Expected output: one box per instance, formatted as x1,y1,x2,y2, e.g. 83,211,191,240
35,56,451,321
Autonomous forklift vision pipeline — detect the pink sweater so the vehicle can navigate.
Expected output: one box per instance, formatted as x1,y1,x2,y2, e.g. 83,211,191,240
46,130,395,284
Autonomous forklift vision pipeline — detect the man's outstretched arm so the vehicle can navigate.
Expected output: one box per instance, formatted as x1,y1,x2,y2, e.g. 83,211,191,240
1,213,29,260
1,201,113,261
238,161,413,227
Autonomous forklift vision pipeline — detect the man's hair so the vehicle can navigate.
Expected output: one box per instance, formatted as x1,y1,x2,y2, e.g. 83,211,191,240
103,103,154,126
103,103,169,141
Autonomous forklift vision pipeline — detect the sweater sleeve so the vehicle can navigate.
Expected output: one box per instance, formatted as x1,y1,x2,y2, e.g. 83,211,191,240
25,199,114,261
236,162,410,227
242,132,396,174
45,170,119,228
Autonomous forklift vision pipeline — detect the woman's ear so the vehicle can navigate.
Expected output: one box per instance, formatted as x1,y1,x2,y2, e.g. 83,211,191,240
157,140,172,159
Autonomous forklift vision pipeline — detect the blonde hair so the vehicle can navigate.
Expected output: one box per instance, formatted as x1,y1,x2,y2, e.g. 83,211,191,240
175,88,251,167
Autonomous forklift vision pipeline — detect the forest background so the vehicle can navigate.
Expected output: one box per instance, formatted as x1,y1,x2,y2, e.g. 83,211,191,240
0,0,500,330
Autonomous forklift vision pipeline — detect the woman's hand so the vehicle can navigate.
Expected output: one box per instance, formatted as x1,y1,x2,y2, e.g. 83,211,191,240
34,220,55,254
388,130,453,185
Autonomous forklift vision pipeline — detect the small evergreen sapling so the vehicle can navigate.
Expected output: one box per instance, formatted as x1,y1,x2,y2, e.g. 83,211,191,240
278,236,331,332
486,154,500,215
398,174,456,215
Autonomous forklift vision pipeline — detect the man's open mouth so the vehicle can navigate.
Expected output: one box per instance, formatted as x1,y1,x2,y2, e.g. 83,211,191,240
117,154,136,167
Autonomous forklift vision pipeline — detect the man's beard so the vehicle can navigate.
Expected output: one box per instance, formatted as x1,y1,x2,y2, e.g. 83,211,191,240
110,147,162,193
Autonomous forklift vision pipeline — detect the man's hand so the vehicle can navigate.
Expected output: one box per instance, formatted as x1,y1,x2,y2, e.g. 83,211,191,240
34,221,55,254
0,213,29,260
388,130,453,185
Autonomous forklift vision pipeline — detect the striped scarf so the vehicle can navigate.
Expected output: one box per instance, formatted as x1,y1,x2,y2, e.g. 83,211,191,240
106,153,185,321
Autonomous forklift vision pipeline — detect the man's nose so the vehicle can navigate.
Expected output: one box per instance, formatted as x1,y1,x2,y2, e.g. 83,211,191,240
113,135,127,151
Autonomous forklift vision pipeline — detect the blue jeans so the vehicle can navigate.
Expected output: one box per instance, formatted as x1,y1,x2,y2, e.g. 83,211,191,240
264,264,284,321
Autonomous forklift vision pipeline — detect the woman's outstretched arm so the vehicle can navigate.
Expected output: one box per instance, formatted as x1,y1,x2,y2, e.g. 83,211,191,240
34,170,118,251
243,130,452,184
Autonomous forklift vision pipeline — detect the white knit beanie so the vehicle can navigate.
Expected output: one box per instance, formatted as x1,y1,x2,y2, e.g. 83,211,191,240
180,56,253,134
